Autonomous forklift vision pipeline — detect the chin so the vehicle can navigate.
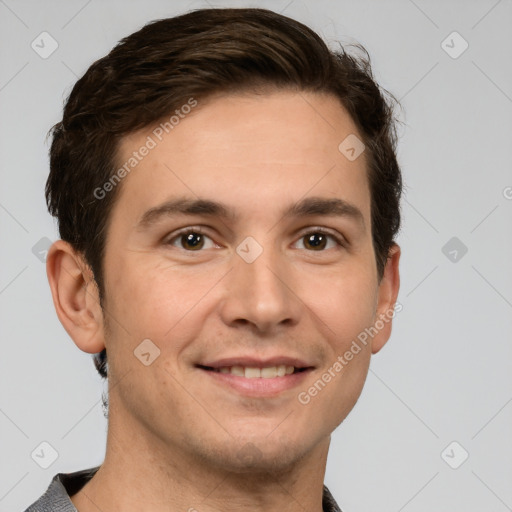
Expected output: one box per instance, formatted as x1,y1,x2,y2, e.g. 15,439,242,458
194,434,315,475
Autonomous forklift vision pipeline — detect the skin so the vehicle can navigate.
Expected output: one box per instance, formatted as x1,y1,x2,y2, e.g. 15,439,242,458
47,90,400,512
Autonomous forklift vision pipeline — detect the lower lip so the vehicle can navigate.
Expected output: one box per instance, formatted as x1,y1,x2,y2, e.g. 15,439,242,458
199,368,313,397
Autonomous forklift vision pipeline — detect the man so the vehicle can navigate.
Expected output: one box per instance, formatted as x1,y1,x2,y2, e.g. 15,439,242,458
25,6,402,512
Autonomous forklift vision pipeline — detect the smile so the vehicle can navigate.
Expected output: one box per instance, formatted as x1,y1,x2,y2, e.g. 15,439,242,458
196,364,313,396
204,365,304,378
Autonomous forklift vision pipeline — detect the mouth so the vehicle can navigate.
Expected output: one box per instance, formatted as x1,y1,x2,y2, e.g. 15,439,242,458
195,359,315,397
197,364,309,378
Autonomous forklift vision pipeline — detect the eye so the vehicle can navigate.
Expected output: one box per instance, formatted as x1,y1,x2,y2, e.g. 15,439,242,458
294,229,345,251
164,227,345,252
165,227,217,251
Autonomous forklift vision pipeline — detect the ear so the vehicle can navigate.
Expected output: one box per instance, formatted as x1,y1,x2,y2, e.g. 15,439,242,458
371,243,401,354
46,239,106,354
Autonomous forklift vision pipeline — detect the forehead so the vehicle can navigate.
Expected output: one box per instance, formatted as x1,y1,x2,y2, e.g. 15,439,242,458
111,90,370,231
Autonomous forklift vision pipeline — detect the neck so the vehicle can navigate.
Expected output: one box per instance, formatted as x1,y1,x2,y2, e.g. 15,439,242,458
71,406,330,512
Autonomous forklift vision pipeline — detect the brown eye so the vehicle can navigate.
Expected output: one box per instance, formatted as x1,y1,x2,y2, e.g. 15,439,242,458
166,229,216,251
303,232,328,250
295,230,344,251
180,232,205,250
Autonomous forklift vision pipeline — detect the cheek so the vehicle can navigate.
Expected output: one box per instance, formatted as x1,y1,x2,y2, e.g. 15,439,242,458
307,262,377,342
299,260,376,407
105,257,221,355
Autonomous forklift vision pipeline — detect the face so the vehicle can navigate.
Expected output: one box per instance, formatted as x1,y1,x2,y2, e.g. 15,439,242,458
98,90,399,472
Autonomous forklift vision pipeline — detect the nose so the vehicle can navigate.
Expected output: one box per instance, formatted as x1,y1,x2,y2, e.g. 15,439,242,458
218,238,302,334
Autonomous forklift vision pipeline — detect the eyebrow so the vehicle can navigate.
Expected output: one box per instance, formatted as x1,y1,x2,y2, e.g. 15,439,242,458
135,195,366,232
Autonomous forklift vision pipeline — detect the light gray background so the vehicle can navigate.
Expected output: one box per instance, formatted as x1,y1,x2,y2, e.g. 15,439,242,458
1,0,511,510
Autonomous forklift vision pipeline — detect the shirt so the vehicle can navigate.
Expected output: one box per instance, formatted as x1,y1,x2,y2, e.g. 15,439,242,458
23,465,342,512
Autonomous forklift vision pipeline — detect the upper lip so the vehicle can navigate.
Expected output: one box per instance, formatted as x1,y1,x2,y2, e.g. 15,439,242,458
198,356,314,369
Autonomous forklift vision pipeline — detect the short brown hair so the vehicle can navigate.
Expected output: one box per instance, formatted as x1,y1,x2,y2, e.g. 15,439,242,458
46,7,403,381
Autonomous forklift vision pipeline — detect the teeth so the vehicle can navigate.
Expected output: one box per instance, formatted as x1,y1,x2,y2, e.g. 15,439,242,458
245,367,261,378
261,366,277,378
231,366,245,377
212,365,299,378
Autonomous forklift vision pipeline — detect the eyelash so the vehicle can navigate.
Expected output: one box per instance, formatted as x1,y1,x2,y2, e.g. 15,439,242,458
164,226,346,252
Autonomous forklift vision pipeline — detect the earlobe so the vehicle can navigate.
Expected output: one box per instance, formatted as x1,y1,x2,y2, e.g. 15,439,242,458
371,243,401,354
46,240,106,354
